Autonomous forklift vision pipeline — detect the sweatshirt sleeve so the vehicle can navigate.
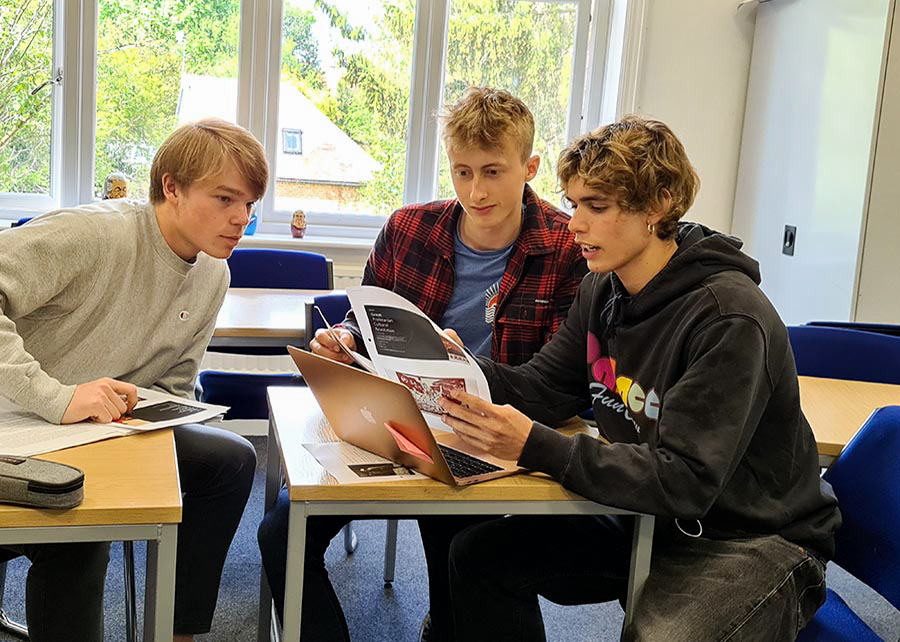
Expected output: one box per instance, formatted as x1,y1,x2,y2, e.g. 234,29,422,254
478,279,594,424
0,215,105,422
519,316,774,520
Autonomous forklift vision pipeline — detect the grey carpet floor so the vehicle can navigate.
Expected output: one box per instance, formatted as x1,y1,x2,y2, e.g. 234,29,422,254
2,436,898,641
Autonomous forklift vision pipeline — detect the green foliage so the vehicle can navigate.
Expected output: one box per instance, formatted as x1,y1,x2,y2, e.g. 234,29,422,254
313,0,367,42
309,0,574,213
2,0,575,213
283,6,325,91
95,0,241,199
438,0,575,201
0,0,54,195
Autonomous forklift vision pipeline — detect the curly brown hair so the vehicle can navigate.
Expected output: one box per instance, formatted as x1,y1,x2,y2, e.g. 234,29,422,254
557,116,699,239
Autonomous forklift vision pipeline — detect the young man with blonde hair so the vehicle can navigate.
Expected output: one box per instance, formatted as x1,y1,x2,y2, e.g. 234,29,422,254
440,116,841,641
258,87,586,641
0,118,268,641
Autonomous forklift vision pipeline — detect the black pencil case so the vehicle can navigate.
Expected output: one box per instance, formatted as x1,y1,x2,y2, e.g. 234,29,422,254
0,455,85,509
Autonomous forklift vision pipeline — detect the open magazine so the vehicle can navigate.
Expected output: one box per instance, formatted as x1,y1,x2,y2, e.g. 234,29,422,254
316,286,492,432
0,387,228,457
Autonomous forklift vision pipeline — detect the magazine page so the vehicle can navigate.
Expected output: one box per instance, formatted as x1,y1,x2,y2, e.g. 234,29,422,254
347,286,491,430
0,387,228,456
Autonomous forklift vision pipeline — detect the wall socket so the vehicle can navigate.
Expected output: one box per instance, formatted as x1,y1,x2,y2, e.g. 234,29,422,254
782,225,797,256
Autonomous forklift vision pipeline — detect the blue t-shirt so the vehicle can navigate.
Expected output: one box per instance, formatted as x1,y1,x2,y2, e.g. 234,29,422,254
439,229,514,358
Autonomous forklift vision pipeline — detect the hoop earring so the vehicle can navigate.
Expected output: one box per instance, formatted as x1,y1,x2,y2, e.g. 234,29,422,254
647,222,655,236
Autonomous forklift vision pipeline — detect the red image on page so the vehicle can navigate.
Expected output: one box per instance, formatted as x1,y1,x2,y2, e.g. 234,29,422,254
396,373,465,415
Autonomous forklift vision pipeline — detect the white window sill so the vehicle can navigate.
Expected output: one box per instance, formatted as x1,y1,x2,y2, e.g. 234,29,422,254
238,232,374,252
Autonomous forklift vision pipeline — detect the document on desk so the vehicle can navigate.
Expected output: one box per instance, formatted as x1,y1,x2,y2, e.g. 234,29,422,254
304,441,428,484
0,388,229,456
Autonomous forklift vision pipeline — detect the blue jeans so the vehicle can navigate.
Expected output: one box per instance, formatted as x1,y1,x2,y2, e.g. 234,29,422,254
449,515,826,642
0,423,256,641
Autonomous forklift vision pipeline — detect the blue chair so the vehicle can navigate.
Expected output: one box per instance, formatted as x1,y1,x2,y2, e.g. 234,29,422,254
8,217,32,228
796,405,900,641
305,292,353,339
787,325,900,385
806,321,900,338
226,248,332,290
200,249,333,419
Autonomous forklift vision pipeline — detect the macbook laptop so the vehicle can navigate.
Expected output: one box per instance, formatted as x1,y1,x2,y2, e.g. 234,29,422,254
287,346,521,486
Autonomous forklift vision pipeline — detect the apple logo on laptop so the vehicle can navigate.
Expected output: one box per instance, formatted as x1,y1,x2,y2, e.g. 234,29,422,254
359,406,376,424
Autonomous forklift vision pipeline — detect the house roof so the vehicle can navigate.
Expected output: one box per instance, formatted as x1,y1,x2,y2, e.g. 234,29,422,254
176,74,380,186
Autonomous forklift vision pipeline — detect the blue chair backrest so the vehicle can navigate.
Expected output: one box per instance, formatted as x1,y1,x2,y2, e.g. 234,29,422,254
787,325,900,385
10,217,33,227
310,293,351,334
227,248,330,290
806,320,900,338
823,405,900,610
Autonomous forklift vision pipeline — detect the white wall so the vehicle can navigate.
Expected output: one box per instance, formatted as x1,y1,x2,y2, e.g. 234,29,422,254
854,2,900,323
629,1,757,234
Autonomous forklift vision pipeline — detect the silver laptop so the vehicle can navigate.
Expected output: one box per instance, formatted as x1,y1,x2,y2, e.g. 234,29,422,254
287,346,521,486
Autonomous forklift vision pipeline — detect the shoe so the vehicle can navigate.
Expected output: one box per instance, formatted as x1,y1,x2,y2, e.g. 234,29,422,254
418,612,433,642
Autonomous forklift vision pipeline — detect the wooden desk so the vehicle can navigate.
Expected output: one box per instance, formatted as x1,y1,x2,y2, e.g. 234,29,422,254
212,288,330,348
258,387,655,642
799,375,900,459
0,430,181,642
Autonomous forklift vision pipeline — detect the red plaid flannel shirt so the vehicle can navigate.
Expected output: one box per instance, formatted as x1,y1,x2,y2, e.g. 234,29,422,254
345,185,586,366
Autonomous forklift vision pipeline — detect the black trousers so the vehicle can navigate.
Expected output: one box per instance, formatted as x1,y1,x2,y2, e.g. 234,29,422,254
0,423,256,641
256,487,489,642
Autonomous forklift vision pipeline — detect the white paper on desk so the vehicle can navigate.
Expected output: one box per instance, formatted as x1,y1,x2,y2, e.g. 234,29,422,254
303,441,427,484
0,387,229,457
107,388,228,432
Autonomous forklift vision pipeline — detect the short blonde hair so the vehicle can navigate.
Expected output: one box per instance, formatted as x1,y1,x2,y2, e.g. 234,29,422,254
149,118,268,204
439,87,535,161
557,116,699,239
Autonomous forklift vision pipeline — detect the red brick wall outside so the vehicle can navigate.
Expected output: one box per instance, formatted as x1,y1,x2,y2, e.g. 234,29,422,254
275,180,365,204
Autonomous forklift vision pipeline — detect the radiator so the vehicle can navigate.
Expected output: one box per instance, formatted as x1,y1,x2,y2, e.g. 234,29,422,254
199,352,297,373
333,273,361,289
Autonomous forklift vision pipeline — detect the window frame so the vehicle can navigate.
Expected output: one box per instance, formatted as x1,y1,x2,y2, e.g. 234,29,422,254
282,128,303,155
2,0,624,241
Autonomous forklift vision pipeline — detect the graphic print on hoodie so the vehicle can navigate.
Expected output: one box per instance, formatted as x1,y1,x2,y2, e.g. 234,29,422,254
587,330,660,444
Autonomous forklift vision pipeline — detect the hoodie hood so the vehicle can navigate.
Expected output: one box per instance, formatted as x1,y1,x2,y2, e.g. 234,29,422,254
604,222,761,330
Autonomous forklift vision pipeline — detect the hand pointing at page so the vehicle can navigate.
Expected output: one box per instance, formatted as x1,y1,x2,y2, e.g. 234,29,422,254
310,327,357,365
61,377,138,424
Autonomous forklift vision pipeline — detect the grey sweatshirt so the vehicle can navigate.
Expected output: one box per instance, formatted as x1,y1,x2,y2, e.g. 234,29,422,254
0,199,229,423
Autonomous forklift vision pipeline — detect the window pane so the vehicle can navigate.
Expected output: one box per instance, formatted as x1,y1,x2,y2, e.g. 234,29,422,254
0,0,54,195
95,0,240,200
275,0,413,217
439,0,577,202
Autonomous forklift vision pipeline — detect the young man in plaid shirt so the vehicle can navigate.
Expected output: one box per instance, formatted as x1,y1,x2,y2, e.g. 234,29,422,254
258,87,586,641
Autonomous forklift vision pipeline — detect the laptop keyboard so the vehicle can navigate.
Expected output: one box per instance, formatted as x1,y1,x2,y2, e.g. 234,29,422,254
437,444,503,478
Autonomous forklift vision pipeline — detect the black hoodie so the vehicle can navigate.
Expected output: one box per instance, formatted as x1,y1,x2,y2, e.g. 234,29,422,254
480,223,841,557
